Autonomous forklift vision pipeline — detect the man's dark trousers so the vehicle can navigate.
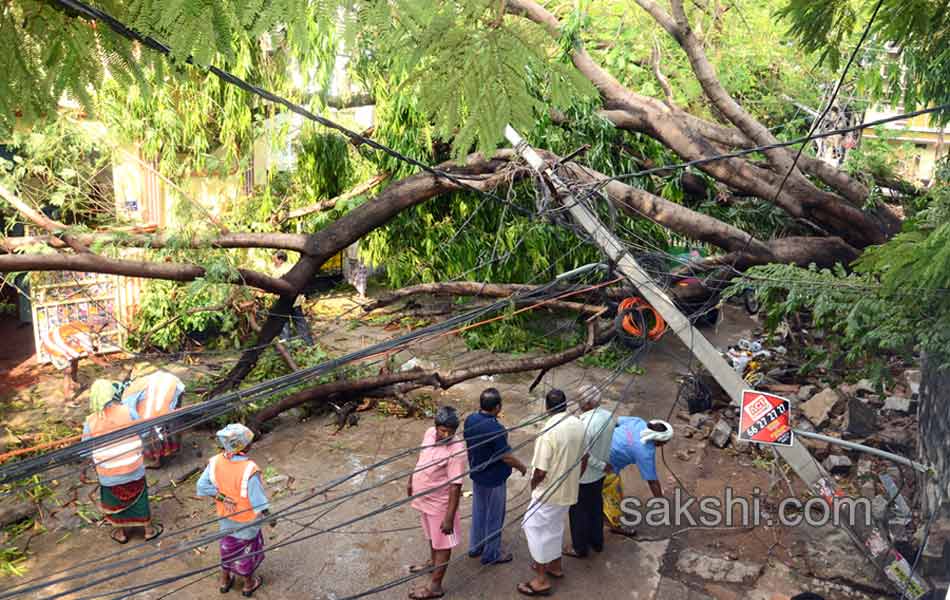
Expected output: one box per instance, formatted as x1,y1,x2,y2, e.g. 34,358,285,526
569,477,605,556
469,481,507,564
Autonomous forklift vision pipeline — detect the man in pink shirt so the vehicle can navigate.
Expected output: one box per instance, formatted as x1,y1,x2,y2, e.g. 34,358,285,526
407,406,467,599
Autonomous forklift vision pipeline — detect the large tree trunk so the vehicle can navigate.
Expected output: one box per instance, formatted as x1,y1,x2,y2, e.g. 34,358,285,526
505,0,897,248
209,152,522,395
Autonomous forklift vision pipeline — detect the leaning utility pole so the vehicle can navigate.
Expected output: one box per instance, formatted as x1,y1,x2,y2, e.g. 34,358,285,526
504,125,930,599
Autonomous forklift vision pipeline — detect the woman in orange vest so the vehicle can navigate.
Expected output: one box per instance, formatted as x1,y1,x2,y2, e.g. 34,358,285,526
197,424,271,597
122,370,185,468
82,379,163,544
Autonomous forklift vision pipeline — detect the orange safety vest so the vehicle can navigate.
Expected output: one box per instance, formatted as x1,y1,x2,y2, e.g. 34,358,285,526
85,405,144,479
136,371,183,419
209,454,262,523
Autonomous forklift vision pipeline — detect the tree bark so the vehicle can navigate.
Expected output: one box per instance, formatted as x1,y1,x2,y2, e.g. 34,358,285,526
251,322,613,424
0,252,296,295
210,152,522,395
364,281,606,315
505,0,893,248
1,231,311,253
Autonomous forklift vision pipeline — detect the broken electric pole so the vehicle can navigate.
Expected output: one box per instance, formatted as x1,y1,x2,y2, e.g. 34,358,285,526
504,125,931,599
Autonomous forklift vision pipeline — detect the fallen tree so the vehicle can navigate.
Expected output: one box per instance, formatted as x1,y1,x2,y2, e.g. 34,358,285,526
250,320,613,425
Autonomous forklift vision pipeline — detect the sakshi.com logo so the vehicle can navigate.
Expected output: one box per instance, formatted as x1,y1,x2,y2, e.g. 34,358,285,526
619,487,873,529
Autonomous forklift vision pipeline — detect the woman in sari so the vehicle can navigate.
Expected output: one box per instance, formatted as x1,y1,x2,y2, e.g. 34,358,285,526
82,379,162,544
196,424,272,597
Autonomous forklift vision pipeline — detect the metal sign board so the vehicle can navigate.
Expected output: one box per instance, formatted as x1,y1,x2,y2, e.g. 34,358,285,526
738,389,794,447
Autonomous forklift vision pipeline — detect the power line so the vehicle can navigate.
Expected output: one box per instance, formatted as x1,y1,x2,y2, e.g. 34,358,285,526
1,284,620,597
0,278,583,484
49,0,533,219
769,0,887,206
24,361,631,600
71,351,644,600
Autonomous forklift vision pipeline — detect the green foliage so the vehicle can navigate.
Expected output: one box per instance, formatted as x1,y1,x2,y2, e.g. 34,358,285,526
733,180,950,377
128,277,248,351
1,117,112,227
780,0,950,125
355,0,594,161
842,127,919,208
230,338,373,422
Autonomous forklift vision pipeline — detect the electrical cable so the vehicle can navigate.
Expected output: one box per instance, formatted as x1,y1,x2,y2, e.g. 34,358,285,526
76,350,644,600
0,278,582,484
769,0,886,207
1,309,621,598
49,0,533,220
29,363,628,600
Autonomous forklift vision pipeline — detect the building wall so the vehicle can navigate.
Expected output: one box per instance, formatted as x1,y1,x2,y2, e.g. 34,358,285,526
863,106,949,183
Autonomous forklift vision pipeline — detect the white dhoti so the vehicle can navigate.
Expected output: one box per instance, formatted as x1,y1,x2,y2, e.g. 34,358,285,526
522,499,569,564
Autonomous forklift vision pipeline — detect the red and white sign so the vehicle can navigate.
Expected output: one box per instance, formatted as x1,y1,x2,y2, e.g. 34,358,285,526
738,390,793,447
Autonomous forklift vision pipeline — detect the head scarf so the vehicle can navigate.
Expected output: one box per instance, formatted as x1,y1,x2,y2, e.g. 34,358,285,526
216,423,254,457
578,384,602,408
89,379,123,412
640,419,674,445
433,406,460,430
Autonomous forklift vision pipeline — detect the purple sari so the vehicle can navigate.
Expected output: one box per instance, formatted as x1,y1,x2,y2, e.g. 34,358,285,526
220,531,264,577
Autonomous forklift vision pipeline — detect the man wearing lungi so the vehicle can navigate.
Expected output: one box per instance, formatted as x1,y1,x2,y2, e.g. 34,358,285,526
519,389,587,597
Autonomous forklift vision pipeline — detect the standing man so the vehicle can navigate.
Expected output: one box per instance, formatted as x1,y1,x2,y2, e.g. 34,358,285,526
82,379,162,544
196,424,271,598
564,385,614,558
272,251,314,345
463,388,527,566
407,406,467,600
605,417,674,532
519,389,587,597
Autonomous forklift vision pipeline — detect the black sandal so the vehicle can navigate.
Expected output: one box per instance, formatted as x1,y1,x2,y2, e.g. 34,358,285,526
219,574,235,594
110,529,130,545
242,575,263,597
144,523,164,541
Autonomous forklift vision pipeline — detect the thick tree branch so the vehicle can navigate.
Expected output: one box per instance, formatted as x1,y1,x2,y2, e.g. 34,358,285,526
364,281,606,315
1,231,311,253
212,151,523,395
0,185,91,254
508,0,881,242
281,173,390,222
0,252,296,295
251,322,614,424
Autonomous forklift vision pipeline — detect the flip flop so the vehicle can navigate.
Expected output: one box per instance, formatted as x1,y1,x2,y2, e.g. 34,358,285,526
110,529,130,545
144,523,164,541
219,574,235,594
484,552,513,565
517,582,553,597
242,575,263,597
408,588,445,599
562,548,586,558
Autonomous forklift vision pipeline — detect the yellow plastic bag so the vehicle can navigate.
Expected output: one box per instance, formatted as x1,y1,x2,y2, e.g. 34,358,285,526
602,472,624,528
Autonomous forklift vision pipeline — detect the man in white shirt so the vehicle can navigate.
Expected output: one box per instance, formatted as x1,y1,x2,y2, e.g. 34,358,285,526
519,389,588,596
564,384,614,558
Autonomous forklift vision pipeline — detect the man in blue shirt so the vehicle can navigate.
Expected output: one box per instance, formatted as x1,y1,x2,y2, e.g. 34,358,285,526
463,388,527,566
610,417,673,502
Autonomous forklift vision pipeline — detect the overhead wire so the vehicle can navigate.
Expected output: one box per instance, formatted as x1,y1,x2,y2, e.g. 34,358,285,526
32,359,632,600
75,350,643,600
0,274,624,597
